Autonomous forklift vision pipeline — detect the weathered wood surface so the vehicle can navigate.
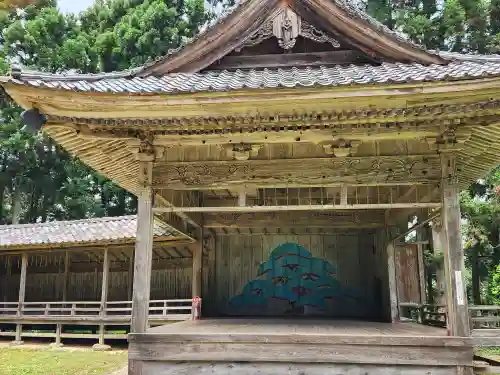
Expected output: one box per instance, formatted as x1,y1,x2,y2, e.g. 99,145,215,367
129,319,472,367
440,154,470,337
130,342,471,365
131,161,155,333
386,242,399,323
203,211,387,228
17,253,28,314
203,232,381,317
138,362,465,375
192,229,203,299
211,51,367,70
152,156,442,189
395,243,420,305
100,248,109,317
62,252,70,301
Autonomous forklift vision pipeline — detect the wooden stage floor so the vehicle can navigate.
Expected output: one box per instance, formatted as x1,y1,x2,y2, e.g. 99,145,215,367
129,318,473,375
148,317,447,337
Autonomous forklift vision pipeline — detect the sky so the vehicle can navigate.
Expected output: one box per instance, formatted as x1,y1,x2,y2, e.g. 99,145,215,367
58,0,95,13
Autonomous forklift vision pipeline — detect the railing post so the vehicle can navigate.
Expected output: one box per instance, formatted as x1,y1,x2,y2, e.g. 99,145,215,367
163,301,167,317
45,303,50,316
50,324,63,348
71,303,76,316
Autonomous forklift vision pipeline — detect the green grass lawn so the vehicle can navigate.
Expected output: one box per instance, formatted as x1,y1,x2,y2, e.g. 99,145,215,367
477,346,500,358
0,347,127,375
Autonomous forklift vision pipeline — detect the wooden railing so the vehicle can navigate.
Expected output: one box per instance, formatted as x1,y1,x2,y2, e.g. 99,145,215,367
0,299,193,320
400,303,500,337
399,302,447,327
469,305,500,329
0,299,194,345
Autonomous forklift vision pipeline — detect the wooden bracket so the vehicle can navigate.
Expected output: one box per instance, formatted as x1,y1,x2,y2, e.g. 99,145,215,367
425,130,471,153
128,134,165,162
322,139,361,157
223,143,263,160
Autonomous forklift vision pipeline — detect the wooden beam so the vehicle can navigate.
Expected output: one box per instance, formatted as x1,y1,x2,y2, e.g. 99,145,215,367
440,153,470,337
416,242,427,305
210,50,367,70
192,229,203,300
3,256,11,303
155,192,201,229
62,251,70,302
127,250,134,301
153,156,442,189
18,253,27,313
131,161,154,334
203,211,387,228
416,218,427,305
386,241,399,323
14,257,199,275
154,202,441,214
14,253,28,343
100,248,110,318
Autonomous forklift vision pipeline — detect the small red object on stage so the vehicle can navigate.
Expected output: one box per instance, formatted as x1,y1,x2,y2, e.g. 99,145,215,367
192,297,202,320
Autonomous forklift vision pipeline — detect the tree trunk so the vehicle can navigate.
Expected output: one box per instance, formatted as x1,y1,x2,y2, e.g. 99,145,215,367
11,186,22,224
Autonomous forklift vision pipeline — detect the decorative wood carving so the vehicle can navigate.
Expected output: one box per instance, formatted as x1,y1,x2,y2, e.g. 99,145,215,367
128,133,165,162
425,129,471,153
322,139,361,157
222,143,263,160
274,8,301,50
440,152,459,185
237,7,340,51
50,98,500,132
152,155,441,189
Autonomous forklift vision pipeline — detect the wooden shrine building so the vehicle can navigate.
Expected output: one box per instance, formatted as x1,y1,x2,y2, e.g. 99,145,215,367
2,0,500,373
0,216,196,346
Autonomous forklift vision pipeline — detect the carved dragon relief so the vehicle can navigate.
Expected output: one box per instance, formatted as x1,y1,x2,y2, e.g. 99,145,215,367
152,156,441,188
236,7,341,51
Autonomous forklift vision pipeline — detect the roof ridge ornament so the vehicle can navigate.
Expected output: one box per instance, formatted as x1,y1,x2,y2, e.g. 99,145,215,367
236,7,340,52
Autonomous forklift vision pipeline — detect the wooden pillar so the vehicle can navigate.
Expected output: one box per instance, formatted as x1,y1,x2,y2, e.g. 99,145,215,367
62,251,70,302
130,161,154,333
416,242,427,304
54,324,62,347
100,247,110,317
386,241,399,323
98,323,105,345
3,256,11,303
431,223,447,306
192,229,203,300
127,249,134,301
440,153,469,337
14,253,28,343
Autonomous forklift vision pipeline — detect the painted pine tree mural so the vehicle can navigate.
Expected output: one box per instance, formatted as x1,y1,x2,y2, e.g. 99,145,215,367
228,243,359,316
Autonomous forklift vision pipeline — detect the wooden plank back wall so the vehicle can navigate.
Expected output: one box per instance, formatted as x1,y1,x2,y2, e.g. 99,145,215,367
374,229,391,321
1,267,194,303
203,231,388,319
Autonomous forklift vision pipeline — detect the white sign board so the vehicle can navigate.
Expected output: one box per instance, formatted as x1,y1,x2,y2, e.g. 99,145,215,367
455,270,465,306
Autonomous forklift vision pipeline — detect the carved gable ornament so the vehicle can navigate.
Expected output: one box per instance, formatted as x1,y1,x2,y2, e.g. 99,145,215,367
237,7,340,51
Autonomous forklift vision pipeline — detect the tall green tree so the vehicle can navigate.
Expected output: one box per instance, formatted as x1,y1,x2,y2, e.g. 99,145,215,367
0,0,211,224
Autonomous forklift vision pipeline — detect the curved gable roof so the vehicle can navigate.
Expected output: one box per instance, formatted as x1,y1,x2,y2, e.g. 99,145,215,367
135,0,445,76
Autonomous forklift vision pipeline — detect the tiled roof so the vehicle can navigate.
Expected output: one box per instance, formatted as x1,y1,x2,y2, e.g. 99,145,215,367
0,215,181,249
135,0,440,74
6,61,500,94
